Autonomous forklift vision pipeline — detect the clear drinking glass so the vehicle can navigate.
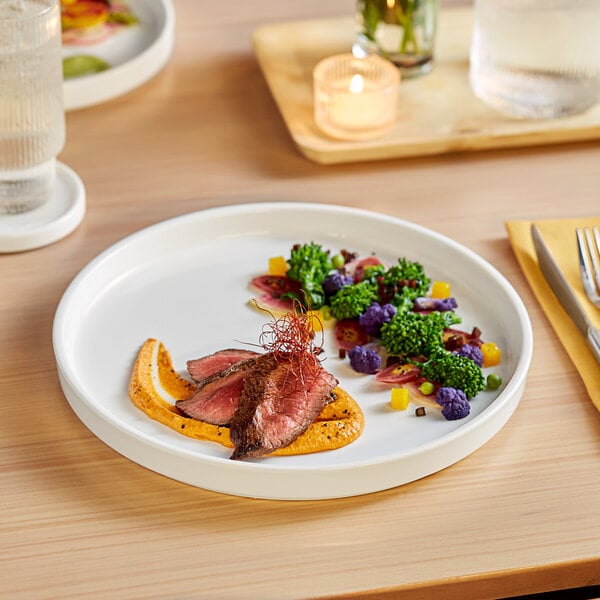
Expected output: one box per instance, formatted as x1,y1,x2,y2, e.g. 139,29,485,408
0,0,65,214
469,0,600,119
354,0,439,78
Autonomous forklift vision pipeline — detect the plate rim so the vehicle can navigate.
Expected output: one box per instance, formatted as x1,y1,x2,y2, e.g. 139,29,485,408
52,202,533,499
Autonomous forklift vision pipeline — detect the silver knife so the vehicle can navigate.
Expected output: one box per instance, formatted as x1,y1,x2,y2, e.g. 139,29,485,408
531,224,600,363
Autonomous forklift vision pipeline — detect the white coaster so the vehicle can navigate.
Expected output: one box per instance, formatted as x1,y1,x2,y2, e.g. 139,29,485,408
0,162,86,253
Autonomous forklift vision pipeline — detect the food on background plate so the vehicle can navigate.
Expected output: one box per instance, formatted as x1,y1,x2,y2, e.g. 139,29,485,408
61,0,138,43
128,305,364,460
250,243,503,421
61,0,138,79
62,54,110,79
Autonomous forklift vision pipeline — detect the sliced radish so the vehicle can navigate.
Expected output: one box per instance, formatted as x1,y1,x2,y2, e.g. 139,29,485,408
349,256,385,282
375,361,422,384
401,379,442,410
334,319,368,350
250,293,293,316
250,275,300,297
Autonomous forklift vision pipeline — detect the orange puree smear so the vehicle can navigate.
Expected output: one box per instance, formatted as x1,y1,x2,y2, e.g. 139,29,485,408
128,338,364,456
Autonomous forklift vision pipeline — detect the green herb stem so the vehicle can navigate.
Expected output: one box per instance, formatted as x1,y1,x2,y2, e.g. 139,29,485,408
360,0,423,55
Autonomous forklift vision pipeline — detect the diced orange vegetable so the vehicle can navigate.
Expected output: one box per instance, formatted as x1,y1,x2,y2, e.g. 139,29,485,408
431,281,451,299
268,256,288,276
481,342,502,367
390,388,410,410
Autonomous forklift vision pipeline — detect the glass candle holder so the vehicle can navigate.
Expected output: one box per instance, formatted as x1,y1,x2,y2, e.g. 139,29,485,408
313,53,400,141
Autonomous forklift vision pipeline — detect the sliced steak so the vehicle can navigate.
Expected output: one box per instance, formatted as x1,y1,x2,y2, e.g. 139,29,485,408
187,348,261,382
229,358,338,460
176,354,270,425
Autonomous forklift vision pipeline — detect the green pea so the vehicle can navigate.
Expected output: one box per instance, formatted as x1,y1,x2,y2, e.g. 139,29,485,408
419,381,435,395
332,254,345,269
486,373,502,390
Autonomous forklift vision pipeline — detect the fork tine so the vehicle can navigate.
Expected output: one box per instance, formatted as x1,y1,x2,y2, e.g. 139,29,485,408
590,227,600,291
576,227,600,308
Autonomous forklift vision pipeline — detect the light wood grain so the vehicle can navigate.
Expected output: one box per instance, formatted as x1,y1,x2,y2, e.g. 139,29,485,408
1,1,600,598
252,8,600,164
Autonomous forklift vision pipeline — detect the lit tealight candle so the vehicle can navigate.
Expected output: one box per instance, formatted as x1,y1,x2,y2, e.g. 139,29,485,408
313,53,400,141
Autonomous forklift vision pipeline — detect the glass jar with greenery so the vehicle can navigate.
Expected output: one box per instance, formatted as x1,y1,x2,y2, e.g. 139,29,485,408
354,0,439,77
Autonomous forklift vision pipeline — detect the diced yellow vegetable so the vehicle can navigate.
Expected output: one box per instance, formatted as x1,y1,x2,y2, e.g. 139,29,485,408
390,388,410,410
306,310,323,332
268,256,288,276
481,342,502,367
431,280,451,299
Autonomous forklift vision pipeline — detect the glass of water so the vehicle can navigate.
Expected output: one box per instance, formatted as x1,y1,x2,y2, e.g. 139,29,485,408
469,0,600,119
0,0,65,214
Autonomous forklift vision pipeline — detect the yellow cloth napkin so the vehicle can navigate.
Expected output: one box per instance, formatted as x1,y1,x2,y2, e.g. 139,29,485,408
506,218,600,413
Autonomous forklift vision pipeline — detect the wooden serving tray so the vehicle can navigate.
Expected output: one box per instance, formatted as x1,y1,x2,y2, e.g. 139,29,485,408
252,8,600,164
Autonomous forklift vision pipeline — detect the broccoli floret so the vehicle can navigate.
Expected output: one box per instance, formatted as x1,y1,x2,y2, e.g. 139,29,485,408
348,346,382,374
392,286,419,312
286,242,333,308
358,302,397,337
380,310,461,358
380,258,431,305
361,263,386,286
436,387,471,420
329,281,378,320
421,350,485,399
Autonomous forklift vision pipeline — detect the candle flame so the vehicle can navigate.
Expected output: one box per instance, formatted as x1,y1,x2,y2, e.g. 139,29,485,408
349,74,364,94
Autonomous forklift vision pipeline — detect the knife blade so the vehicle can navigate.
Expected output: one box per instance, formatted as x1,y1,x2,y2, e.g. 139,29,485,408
531,224,600,363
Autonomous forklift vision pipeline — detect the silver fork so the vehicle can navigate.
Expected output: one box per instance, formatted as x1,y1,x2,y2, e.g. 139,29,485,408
576,227,600,308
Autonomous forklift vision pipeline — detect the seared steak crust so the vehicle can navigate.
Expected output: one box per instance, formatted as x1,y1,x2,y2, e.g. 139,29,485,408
176,354,270,425
187,348,260,383
229,358,338,460
178,347,340,460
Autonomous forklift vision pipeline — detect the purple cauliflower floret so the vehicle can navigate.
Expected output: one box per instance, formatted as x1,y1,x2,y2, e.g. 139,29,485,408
358,302,397,337
323,272,353,298
413,297,458,312
347,345,382,374
454,344,484,367
436,386,470,420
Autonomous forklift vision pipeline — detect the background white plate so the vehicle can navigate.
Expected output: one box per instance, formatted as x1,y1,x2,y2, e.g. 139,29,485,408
63,0,175,111
53,203,533,500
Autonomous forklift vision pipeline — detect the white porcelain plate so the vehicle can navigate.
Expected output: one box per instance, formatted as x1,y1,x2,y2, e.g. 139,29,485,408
63,0,175,111
53,203,533,500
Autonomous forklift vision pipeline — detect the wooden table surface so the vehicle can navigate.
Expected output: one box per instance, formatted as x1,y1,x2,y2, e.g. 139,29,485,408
2,1,600,598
